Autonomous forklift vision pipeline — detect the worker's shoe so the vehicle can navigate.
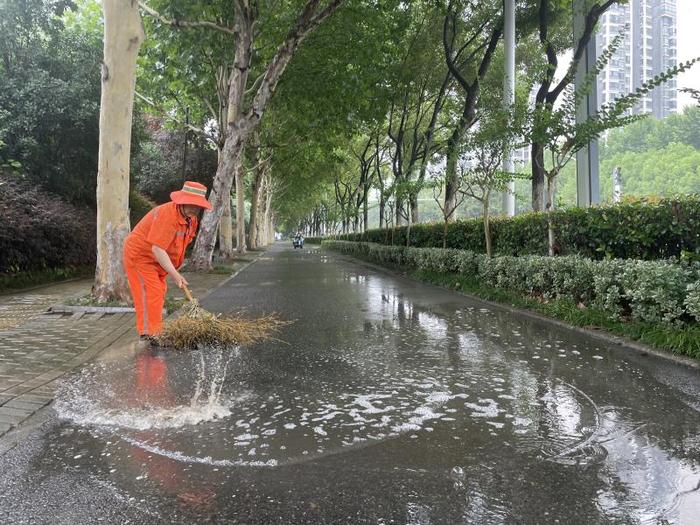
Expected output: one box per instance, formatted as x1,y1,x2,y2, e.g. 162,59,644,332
138,335,161,348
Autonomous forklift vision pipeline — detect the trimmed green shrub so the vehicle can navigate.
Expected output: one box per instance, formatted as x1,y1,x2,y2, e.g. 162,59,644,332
323,240,699,327
328,197,700,260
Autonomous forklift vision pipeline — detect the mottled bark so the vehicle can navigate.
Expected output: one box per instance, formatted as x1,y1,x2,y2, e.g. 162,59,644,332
235,164,247,254
248,159,265,250
190,0,344,268
531,142,546,212
94,0,144,302
219,195,234,257
443,138,460,223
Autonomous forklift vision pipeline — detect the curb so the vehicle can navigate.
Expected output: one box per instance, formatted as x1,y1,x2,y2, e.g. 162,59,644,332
327,250,700,371
49,305,138,314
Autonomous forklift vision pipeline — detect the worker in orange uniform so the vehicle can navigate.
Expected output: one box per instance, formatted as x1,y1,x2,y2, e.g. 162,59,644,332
123,181,212,341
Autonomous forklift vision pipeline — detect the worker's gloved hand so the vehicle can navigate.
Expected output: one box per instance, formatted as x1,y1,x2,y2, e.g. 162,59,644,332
173,272,189,289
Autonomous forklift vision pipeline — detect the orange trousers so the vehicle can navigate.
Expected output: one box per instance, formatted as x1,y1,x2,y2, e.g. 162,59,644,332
124,256,168,336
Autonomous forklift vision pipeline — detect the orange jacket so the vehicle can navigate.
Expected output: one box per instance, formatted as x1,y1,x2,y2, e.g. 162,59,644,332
123,202,198,274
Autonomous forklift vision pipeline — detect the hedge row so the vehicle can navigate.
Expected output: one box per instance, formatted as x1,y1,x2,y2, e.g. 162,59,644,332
327,197,700,260
1,174,97,274
322,240,700,326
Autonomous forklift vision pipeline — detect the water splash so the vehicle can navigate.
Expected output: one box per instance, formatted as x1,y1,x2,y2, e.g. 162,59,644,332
55,346,238,430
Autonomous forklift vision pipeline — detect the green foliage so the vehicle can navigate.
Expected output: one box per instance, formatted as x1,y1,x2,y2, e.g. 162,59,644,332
0,172,97,274
604,106,700,154
131,120,217,204
322,240,700,330
271,0,417,230
137,0,235,141
517,107,700,207
328,197,700,260
0,0,103,204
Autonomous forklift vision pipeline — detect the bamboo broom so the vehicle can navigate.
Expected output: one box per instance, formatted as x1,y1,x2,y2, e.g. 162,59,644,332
157,285,288,350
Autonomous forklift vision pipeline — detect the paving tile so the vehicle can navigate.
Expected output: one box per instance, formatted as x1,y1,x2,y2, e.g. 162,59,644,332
0,412,27,425
0,270,230,433
16,394,53,404
4,399,48,411
0,406,31,418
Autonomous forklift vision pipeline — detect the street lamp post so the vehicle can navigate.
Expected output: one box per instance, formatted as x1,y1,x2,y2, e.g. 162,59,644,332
502,0,516,216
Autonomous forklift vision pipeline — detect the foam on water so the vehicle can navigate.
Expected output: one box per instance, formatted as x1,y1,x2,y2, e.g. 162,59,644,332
57,401,232,431
119,435,278,467
55,347,237,431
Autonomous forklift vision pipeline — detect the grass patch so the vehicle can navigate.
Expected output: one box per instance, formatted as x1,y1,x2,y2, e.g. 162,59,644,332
0,265,93,294
207,264,235,275
409,268,700,360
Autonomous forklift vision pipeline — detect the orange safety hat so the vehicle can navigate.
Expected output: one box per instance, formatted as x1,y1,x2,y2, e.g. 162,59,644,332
170,181,213,210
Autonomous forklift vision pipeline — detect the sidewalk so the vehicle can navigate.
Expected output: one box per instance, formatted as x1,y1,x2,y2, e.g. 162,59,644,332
0,253,259,438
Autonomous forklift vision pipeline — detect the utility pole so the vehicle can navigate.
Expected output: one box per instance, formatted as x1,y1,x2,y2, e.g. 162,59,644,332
573,0,600,207
502,0,516,216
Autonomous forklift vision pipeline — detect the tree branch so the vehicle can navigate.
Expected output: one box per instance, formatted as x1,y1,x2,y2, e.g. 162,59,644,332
138,2,235,35
135,91,215,143
549,0,618,102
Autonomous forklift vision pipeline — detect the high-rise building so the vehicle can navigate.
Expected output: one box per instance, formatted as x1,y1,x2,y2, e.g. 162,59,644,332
597,0,678,119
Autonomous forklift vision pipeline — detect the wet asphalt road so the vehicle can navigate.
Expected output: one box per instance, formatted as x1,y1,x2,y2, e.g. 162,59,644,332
1,242,700,524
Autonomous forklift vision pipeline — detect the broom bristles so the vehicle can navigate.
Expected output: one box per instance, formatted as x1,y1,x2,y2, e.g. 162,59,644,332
157,300,289,350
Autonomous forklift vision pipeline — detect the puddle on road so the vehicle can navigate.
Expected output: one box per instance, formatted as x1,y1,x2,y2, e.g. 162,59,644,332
36,255,700,523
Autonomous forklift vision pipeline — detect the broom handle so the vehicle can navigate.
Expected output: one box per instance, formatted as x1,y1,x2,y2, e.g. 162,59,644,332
183,285,195,302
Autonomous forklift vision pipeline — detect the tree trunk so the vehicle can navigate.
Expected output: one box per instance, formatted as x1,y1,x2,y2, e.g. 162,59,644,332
260,185,269,247
265,186,273,244
93,0,144,302
443,139,459,223
546,175,556,256
363,194,368,233
248,160,264,250
190,0,344,268
410,193,419,224
379,194,385,229
190,0,252,270
235,164,247,254
443,219,448,249
405,206,412,247
219,195,234,257
483,194,492,258
191,141,245,269
531,142,546,212
396,199,406,226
